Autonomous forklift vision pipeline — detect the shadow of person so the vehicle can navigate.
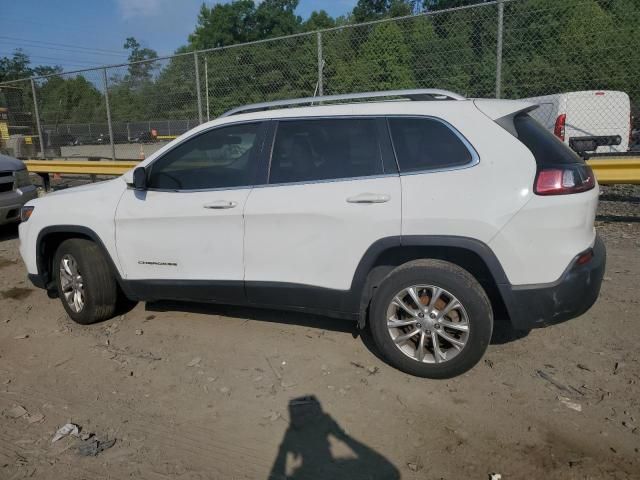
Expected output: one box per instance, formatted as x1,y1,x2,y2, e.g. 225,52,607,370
269,396,399,480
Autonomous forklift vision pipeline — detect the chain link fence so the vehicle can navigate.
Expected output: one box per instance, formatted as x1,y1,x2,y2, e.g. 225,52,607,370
0,0,638,159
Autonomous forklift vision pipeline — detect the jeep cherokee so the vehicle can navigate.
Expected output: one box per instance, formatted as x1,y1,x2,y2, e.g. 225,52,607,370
18,90,605,378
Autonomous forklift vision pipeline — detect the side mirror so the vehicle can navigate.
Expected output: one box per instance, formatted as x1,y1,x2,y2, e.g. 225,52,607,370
132,167,147,190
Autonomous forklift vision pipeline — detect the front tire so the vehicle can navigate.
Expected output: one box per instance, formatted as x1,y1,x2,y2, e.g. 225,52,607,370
53,238,118,324
369,259,493,379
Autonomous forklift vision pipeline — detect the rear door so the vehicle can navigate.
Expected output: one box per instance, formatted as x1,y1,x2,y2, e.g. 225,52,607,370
243,117,401,313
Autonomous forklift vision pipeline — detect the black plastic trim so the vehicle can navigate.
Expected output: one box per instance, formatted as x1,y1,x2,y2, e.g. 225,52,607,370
27,273,46,289
28,229,605,331
506,235,606,328
124,279,245,304
33,225,130,294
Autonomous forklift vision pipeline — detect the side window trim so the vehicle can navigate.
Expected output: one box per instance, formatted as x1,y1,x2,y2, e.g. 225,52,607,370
385,115,480,176
376,117,399,174
264,116,393,187
144,120,268,193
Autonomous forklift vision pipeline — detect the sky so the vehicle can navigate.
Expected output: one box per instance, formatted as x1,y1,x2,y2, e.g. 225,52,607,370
0,0,358,72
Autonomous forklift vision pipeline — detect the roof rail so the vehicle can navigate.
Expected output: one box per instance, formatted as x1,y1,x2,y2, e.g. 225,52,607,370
220,89,465,117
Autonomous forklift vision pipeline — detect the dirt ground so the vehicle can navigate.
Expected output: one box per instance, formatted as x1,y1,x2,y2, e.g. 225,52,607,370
1,183,639,480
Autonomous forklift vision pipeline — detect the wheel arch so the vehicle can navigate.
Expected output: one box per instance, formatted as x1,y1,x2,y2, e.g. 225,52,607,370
352,236,515,328
36,225,124,292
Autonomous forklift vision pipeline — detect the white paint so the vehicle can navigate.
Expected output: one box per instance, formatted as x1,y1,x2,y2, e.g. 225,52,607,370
20,97,599,291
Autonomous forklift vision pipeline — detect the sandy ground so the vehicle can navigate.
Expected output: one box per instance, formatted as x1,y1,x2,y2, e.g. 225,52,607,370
0,184,639,480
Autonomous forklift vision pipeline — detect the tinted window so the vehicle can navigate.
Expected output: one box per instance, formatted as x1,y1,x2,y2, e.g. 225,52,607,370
388,118,473,172
148,123,260,190
269,118,382,184
513,113,583,165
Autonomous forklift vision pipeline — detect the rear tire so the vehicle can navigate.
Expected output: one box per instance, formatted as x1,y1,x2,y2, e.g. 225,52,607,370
53,238,118,324
369,259,493,379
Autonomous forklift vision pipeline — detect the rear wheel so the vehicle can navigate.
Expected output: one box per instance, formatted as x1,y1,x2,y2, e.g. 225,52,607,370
53,238,119,324
369,259,493,378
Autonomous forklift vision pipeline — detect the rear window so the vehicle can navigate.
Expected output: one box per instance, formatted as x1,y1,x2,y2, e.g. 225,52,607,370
388,117,473,173
513,113,583,165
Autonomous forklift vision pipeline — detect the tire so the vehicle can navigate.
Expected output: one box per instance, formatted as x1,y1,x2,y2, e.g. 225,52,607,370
369,259,493,379
53,238,118,324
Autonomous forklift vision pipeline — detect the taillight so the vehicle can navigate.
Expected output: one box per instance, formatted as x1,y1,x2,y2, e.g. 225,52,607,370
554,114,566,141
534,164,595,195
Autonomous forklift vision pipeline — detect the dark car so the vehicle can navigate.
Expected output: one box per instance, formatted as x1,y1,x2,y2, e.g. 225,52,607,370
129,131,156,143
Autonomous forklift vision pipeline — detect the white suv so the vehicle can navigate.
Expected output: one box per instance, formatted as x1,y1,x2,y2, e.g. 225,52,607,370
18,90,605,378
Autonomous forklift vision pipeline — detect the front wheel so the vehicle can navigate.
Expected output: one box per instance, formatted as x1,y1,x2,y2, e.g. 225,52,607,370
53,238,119,324
369,259,493,379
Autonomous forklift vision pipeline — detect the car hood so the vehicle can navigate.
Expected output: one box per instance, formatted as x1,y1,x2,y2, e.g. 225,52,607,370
0,153,26,171
45,177,123,197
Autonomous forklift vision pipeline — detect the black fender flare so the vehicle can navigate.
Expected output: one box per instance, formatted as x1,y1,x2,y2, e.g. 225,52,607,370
35,225,128,292
349,235,515,328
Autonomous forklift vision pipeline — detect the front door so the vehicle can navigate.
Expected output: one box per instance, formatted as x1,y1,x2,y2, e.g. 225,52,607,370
115,121,266,299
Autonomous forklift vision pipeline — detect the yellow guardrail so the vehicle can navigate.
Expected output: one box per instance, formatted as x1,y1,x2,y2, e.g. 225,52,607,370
587,157,640,185
23,156,640,188
24,160,138,190
25,160,138,176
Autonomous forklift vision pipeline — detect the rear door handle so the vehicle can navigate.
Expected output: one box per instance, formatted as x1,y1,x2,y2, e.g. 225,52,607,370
346,193,391,204
203,200,237,209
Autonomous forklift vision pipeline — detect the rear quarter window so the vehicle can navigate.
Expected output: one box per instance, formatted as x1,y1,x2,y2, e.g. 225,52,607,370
388,117,474,173
513,113,583,165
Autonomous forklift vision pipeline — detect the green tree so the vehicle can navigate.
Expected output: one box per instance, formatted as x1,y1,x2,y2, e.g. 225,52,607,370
0,50,51,82
37,75,104,124
302,10,336,31
334,21,414,92
189,0,256,49
123,37,158,84
352,0,417,22
253,0,302,39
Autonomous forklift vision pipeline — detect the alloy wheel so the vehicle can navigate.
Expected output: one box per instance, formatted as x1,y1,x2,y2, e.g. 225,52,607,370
59,254,85,313
386,285,470,364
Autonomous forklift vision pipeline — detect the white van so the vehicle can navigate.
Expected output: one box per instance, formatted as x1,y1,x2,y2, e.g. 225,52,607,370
523,90,631,154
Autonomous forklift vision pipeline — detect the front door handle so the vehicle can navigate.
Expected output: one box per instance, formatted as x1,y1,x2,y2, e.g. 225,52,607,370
203,200,237,209
346,193,391,204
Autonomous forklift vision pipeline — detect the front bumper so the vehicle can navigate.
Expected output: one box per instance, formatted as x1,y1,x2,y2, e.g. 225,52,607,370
503,234,606,330
0,185,38,225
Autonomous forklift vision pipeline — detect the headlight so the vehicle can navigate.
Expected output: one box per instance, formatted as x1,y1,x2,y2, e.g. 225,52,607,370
15,169,31,187
20,206,34,222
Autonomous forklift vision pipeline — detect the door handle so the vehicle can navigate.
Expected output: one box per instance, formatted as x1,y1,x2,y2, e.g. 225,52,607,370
203,200,237,209
346,193,391,204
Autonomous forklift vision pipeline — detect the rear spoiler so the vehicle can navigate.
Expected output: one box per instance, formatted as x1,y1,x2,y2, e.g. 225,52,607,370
474,99,538,137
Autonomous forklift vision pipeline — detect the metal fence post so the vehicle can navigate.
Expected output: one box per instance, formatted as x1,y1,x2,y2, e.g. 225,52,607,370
194,52,203,124
317,31,324,97
30,78,46,158
205,57,210,122
495,0,504,99
102,68,116,161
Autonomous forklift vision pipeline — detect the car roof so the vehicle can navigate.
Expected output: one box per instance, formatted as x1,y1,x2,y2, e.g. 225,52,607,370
198,97,534,129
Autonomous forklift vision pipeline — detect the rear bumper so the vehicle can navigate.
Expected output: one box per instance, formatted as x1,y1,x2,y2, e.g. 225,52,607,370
503,234,606,330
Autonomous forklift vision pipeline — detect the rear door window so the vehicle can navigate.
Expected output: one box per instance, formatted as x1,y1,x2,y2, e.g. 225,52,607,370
269,118,383,184
513,113,583,165
388,117,474,173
